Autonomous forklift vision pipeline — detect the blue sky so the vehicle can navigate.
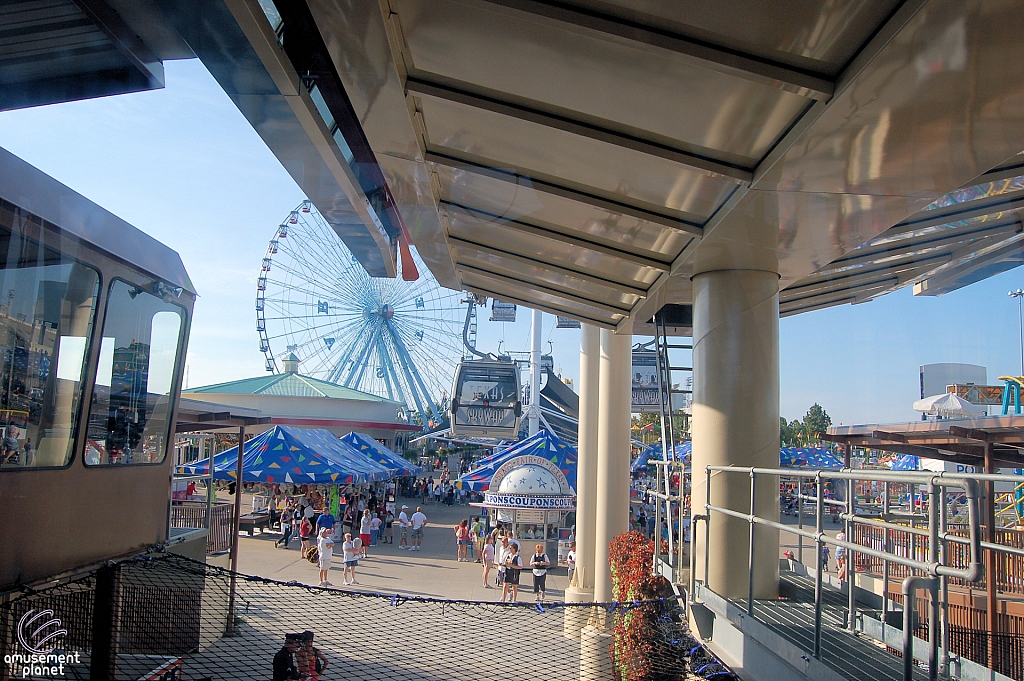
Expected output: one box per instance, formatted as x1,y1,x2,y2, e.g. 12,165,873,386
0,60,1020,427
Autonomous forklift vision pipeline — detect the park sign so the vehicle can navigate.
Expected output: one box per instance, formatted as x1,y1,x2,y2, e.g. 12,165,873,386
631,350,660,413
489,454,573,495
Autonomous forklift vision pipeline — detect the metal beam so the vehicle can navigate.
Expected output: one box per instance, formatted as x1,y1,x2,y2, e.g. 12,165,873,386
442,200,673,272
426,149,704,236
474,0,834,100
816,218,1021,275
456,261,634,315
458,277,618,329
887,193,1024,238
408,75,752,183
914,232,1024,296
447,233,651,297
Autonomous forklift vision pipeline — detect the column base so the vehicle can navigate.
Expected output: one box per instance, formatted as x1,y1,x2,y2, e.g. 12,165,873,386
563,586,595,640
580,624,615,681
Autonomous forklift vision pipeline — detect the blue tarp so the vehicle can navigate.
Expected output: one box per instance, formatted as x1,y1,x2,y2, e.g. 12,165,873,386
780,447,844,469
457,430,578,492
176,425,391,485
886,454,920,471
340,431,422,477
631,441,692,473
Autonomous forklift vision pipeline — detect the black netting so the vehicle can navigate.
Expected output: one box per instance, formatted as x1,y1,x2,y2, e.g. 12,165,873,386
1,554,736,681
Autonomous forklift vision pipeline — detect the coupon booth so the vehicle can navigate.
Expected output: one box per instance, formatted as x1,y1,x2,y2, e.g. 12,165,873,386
460,430,578,563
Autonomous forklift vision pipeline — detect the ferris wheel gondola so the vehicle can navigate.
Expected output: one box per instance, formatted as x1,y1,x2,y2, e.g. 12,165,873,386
449,359,522,438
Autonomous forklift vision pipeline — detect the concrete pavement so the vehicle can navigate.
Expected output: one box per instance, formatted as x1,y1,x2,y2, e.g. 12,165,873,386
224,494,570,601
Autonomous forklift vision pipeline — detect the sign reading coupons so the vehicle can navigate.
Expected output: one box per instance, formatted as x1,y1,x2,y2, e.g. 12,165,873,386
483,492,576,509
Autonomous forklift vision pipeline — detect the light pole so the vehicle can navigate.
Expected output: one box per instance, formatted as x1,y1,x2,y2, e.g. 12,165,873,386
1010,289,1024,376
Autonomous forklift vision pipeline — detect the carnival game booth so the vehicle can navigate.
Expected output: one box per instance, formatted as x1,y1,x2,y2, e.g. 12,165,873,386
340,431,422,477
177,425,391,486
458,430,577,562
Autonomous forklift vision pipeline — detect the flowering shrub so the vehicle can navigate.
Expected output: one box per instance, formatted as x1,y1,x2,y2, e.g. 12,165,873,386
609,530,681,681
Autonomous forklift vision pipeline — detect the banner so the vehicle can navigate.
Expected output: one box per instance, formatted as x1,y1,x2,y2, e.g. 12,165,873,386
631,350,660,413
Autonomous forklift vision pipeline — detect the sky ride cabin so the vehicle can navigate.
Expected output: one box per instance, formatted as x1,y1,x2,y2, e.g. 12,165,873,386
0,146,196,591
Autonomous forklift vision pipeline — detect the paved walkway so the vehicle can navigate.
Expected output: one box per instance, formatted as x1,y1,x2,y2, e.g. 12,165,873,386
225,494,570,601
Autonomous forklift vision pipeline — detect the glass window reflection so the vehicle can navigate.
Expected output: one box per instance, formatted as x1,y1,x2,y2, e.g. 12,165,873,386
86,280,183,465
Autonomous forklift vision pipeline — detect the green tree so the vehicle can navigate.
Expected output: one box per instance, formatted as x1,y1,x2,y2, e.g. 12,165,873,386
801,404,832,443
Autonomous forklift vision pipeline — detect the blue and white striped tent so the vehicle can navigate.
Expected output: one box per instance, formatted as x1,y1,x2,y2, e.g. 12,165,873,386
780,447,844,469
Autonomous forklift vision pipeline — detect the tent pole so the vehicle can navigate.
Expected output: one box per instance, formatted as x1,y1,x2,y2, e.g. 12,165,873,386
226,425,245,636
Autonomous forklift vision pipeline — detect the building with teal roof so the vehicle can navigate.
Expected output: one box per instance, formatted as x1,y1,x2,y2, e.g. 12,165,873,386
183,354,418,449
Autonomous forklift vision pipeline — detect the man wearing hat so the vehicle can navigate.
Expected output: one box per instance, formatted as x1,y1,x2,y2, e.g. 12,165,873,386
397,505,410,549
273,633,305,681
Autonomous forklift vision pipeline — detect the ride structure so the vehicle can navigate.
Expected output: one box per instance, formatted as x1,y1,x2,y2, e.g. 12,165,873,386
256,201,464,429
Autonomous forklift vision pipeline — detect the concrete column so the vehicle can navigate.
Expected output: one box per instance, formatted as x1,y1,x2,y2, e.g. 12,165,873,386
593,328,632,604
565,324,600,639
691,270,780,599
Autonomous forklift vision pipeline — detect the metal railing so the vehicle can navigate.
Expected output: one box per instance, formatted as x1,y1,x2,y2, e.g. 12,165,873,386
696,466,989,681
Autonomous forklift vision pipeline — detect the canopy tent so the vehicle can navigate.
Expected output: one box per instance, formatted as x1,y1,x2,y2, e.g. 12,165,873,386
631,441,692,473
879,453,920,471
176,425,391,485
340,431,422,477
913,393,985,418
780,447,844,469
456,430,578,492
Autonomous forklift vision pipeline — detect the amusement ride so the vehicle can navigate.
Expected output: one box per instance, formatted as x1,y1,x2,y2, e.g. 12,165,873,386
256,201,464,428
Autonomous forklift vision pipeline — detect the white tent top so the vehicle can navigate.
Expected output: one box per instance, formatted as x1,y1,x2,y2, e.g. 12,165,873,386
913,393,985,418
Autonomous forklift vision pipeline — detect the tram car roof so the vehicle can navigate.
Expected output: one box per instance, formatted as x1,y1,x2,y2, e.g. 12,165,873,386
0,146,195,294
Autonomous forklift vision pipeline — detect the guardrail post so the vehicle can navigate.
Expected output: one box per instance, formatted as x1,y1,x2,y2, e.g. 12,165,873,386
747,469,757,616
813,473,824,659
928,482,939,681
847,475,856,632
90,563,122,681
939,486,950,678
903,575,938,681
797,477,804,564
704,466,712,593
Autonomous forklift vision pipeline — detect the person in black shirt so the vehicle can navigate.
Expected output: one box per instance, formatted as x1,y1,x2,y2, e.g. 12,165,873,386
273,633,305,681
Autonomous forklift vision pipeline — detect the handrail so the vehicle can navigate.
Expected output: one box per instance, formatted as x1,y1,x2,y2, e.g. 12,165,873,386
699,465,987,681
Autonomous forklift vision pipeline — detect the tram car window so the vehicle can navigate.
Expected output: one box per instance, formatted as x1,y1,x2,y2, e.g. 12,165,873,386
85,280,185,466
0,204,101,469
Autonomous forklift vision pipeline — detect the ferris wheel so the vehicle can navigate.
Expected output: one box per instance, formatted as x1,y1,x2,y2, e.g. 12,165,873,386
256,200,465,426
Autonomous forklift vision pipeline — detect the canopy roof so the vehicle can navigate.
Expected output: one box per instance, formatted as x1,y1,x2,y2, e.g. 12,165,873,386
457,430,577,493
780,447,844,469
176,426,391,485
340,431,422,477
631,441,691,473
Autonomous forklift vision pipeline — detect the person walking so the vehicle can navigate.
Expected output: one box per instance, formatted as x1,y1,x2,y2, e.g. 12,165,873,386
384,509,394,544
502,542,522,602
567,541,577,584
398,505,410,549
496,535,510,589
821,544,831,572
272,633,303,681
342,532,360,585
276,506,293,548
530,543,550,601
299,516,313,554
410,506,427,551
369,512,382,547
359,509,372,558
317,528,334,587
455,519,471,561
481,535,495,588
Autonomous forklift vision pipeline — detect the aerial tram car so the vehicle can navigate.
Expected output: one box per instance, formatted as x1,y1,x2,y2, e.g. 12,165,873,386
0,147,195,589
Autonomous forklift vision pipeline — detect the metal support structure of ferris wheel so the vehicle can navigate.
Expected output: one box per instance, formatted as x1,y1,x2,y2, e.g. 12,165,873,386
256,201,463,429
